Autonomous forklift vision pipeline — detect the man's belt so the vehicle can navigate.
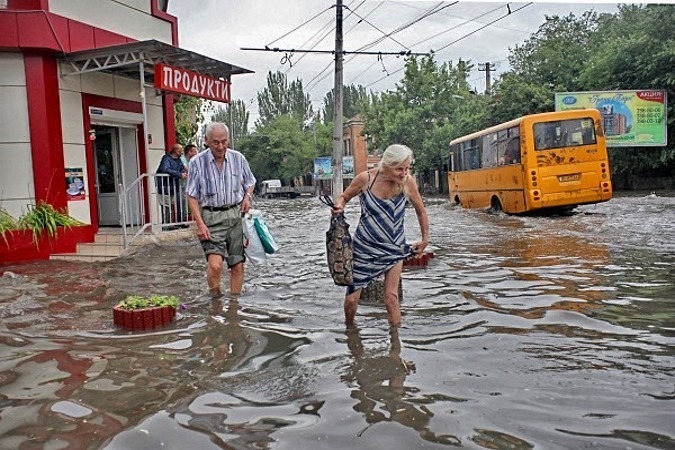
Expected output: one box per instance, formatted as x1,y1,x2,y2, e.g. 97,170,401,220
203,203,240,212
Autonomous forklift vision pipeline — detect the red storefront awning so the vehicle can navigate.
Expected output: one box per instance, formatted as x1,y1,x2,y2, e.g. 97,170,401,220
60,39,253,98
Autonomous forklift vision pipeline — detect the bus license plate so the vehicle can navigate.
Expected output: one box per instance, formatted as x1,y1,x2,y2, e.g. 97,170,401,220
558,174,580,182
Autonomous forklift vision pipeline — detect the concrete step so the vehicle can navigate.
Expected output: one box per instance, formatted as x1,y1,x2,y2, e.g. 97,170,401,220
76,242,124,257
48,226,195,261
94,232,124,244
49,253,118,262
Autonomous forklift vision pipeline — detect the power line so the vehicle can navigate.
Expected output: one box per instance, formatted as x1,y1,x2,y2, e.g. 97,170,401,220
434,3,533,53
362,3,533,90
265,6,333,47
351,3,507,88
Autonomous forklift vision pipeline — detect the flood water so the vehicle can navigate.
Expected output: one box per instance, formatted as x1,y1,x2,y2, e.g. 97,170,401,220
0,192,673,450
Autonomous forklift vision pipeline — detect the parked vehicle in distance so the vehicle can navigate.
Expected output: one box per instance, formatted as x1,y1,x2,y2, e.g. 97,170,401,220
259,179,315,199
448,109,612,214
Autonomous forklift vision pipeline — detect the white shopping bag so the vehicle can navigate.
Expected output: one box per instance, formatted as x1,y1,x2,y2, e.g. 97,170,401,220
243,213,267,265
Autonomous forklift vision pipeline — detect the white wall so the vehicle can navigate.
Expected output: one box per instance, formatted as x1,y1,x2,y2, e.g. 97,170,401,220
59,65,169,225
0,53,34,219
59,87,90,224
49,0,173,44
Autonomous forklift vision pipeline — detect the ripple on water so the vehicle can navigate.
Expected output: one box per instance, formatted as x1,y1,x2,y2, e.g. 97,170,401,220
0,194,673,449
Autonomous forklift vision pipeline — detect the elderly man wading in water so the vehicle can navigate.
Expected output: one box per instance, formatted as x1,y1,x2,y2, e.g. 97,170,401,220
186,122,256,295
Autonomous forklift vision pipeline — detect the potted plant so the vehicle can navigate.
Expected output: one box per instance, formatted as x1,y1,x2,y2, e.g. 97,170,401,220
113,294,182,331
0,207,17,247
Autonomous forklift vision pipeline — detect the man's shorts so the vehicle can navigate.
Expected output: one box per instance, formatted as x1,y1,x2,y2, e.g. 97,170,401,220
200,206,245,268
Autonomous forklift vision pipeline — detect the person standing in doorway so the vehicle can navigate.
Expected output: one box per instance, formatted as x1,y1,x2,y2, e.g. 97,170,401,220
331,144,429,327
181,143,199,167
156,143,187,226
186,122,256,296
179,143,199,221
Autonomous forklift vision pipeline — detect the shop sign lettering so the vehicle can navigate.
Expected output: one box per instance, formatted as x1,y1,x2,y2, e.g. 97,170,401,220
154,63,230,103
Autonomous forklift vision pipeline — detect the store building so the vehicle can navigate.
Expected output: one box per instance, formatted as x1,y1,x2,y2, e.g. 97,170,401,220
0,0,252,261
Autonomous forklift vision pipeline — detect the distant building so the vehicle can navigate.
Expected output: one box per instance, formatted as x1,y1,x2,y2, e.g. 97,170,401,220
342,116,379,175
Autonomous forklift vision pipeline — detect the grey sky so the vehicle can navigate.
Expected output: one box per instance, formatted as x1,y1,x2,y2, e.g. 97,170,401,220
167,1,625,123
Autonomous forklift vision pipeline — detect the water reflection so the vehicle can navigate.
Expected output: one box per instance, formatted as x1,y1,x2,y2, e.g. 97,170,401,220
0,194,673,449
342,327,460,445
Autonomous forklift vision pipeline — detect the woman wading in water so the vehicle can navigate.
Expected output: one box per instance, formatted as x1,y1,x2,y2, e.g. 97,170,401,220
331,144,429,326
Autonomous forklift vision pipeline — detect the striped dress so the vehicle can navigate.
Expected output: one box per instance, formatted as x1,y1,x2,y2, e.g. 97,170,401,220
352,174,412,290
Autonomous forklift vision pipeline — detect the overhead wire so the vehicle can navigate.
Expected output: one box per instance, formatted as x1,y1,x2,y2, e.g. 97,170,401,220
243,1,360,122
362,3,534,89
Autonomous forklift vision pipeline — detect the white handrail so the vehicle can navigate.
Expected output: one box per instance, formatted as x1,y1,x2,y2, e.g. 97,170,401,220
119,173,192,249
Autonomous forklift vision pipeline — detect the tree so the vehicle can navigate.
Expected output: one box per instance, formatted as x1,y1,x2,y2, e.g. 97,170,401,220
322,84,369,123
579,4,675,184
488,12,601,125
238,115,318,185
256,71,313,128
174,95,204,146
211,100,250,146
362,55,487,173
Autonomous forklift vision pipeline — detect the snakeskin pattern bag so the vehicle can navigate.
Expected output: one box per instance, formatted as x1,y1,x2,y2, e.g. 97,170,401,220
320,195,354,286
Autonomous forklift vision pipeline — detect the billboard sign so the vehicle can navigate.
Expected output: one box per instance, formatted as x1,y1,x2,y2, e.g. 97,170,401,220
314,156,355,179
554,90,667,147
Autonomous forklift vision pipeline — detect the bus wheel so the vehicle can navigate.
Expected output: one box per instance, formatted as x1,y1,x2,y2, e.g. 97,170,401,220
490,197,502,213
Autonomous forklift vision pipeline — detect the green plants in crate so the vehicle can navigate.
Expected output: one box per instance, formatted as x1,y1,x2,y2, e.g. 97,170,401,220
113,295,183,330
17,201,84,247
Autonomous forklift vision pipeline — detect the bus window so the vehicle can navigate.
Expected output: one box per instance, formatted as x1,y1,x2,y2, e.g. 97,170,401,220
534,118,597,151
481,135,495,168
503,137,521,164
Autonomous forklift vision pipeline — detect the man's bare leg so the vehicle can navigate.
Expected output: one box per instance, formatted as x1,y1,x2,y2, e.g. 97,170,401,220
230,262,244,295
207,254,224,295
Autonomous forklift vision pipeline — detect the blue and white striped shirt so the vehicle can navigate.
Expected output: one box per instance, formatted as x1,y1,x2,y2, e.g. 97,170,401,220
186,148,256,207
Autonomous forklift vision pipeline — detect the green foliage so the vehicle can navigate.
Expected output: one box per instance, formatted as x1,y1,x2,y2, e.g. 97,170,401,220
174,95,205,145
17,201,84,248
211,99,250,145
256,72,313,128
509,11,600,90
239,115,318,184
116,295,180,310
489,11,601,124
322,84,369,123
0,207,18,246
361,55,487,172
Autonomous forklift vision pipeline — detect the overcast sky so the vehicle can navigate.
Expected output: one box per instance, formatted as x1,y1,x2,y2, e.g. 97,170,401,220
167,1,627,124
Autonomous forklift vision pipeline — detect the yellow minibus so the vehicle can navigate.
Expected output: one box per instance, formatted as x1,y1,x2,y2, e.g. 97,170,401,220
448,109,612,213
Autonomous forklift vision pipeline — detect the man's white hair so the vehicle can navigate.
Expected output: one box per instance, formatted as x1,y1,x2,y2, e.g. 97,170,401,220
205,122,230,139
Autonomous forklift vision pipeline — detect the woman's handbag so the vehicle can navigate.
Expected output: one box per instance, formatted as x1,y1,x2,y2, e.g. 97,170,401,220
320,195,354,286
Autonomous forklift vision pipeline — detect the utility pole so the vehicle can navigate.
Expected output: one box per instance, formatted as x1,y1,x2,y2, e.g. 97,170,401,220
240,1,426,199
331,0,344,201
478,61,496,94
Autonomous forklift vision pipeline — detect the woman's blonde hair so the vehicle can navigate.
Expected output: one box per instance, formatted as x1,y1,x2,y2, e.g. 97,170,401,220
378,144,413,197
379,144,413,169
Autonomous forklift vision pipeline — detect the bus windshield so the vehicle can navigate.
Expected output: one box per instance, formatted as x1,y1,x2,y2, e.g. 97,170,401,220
534,117,596,151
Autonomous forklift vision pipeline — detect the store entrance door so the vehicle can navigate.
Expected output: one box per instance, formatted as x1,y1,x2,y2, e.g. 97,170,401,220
94,127,121,226
93,125,141,226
